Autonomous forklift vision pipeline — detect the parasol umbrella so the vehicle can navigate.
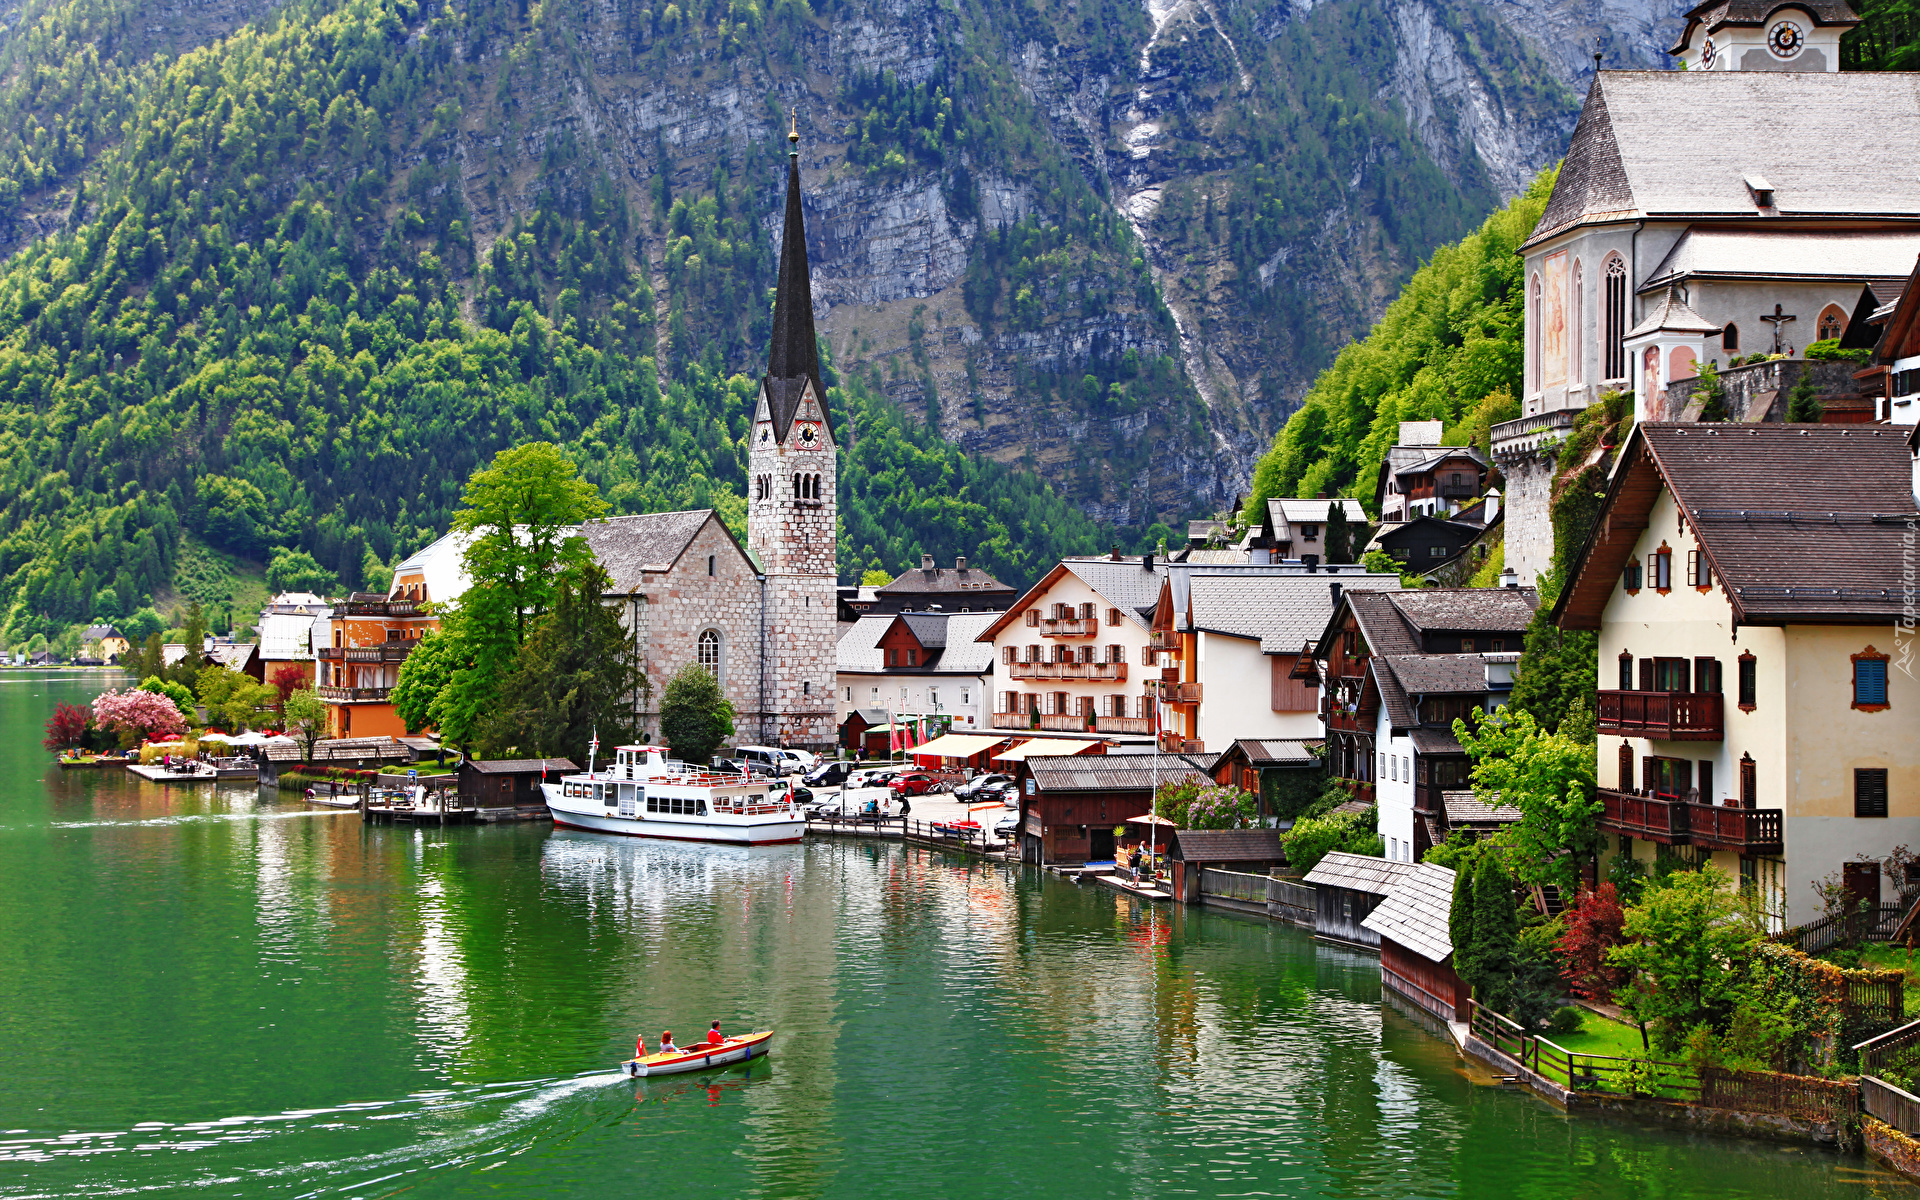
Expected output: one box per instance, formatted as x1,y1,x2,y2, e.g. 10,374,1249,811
1124,813,1175,825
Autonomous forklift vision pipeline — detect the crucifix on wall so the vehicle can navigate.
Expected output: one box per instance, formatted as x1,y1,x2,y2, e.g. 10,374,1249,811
1761,303,1797,355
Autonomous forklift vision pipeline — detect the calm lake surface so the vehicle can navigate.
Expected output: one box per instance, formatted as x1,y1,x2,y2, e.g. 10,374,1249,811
0,671,1899,1198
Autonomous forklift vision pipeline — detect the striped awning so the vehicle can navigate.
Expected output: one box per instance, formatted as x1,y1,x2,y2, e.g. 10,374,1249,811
906,733,1007,758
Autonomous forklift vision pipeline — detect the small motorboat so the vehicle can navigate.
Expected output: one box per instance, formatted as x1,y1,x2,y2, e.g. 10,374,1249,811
621,1030,774,1078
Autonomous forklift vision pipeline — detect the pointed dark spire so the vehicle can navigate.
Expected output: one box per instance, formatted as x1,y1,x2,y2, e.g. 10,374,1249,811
764,111,825,442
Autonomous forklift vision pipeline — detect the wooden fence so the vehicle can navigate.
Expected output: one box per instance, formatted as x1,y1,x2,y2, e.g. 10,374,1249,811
1469,1002,1858,1121
1267,877,1316,927
1857,1016,1920,1079
1199,868,1270,905
1863,1075,1920,1136
1777,896,1917,955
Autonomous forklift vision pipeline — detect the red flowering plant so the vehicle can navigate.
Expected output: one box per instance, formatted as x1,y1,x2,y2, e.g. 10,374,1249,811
1555,881,1629,1003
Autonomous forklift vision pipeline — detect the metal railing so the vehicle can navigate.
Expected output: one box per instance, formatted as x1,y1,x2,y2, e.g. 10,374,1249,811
317,643,415,663
317,685,393,701
343,598,425,617
1596,690,1724,740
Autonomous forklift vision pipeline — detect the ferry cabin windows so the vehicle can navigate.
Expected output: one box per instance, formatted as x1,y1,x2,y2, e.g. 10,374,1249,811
698,629,722,676
644,793,708,816
1604,255,1628,381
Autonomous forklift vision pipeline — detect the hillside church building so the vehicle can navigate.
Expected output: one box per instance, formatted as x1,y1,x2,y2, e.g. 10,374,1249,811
321,130,839,750
1492,0,1920,584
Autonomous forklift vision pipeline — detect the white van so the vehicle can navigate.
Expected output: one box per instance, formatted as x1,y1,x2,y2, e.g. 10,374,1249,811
735,745,808,776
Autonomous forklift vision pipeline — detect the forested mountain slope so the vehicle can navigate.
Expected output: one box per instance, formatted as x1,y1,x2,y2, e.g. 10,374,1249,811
0,0,1695,638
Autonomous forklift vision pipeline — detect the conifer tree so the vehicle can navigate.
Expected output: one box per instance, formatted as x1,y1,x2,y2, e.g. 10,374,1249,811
1787,372,1823,422
1325,503,1353,564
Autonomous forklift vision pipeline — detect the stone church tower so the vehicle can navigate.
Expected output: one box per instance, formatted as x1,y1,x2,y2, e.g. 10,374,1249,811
746,126,838,748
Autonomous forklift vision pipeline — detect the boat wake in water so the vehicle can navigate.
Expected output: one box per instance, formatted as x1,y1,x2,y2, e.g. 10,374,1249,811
0,1065,762,1198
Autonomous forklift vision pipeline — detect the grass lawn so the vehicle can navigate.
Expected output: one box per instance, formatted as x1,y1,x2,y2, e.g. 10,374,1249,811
1539,1011,1649,1059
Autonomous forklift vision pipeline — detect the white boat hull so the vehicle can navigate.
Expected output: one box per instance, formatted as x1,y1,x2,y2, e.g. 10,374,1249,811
543,783,805,846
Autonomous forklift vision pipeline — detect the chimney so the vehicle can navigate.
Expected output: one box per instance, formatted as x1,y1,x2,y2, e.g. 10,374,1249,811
1329,581,1343,605
921,554,935,574
955,556,967,571
1141,552,1154,571
1110,544,1121,561
1482,487,1501,525
1303,554,1320,572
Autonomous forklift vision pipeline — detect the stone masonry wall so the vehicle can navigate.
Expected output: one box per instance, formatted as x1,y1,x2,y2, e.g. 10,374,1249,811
1492,442,1560,588
617,518,767,744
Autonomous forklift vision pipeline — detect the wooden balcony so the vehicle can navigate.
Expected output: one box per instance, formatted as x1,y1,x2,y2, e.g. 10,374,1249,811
1040,617,1098,638
1596,788,1784,854
317,643,416,663
1149,631,1181,656
992,712,1035,730
1159,731,1204,754
1149,680,1202,704
318,685,393,702
1094,715,1153,734
1006,661,1128,682
1040,713,1091,732
1686,802,1783,855
1437,480,1477,499
1596,690,1724,741
1597,788,1691,844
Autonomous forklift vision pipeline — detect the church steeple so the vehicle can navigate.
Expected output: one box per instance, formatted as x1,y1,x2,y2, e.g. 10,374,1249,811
763,113,825,442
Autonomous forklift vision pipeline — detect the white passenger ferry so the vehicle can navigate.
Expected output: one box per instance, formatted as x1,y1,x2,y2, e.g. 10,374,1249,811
541,744,806,845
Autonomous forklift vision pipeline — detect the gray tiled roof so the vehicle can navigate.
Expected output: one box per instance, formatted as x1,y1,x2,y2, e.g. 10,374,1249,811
81,625,120,640
899,612,948,649
466,758,579,774
1343,591,1421,657
1028,757,1209,794
1380,654,1495,695
1234,738,1321,766
836,612,1000,675
581,511,723,589
1443,790,1522,825
1530,72,1920,248
1169,827,1285,864
1362,862,1458,963
837,616,890,673
927,612,1000,674
1062,557,1168,625
876,562,1015,595
1409,727,1467,756
1642,228,1920,292
1387,589,1538,634
1189,573,1402,653
1393,447,1489,478
1626,286,1723,339
1304,851,1418,895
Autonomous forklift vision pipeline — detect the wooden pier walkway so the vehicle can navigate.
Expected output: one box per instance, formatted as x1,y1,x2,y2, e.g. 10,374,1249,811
807,815,1015,861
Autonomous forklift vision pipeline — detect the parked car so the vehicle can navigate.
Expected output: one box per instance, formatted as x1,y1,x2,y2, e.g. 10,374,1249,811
849,767,904,789
1000,784,1021,809
805,760,858,788
711,756,776,778
994,814,1020,838
733,745,809,776
953,773,1012,800
888,772,944,797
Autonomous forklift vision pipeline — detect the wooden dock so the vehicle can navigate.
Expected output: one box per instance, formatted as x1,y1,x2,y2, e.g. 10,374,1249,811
126,763,257,784
357,791,550,826
807,816,1015,861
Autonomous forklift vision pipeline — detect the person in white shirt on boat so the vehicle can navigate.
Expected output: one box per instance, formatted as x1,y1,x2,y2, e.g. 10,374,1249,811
659,1030,678,1054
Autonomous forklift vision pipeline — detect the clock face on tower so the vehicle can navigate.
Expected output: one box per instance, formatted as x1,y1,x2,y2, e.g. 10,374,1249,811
1700,36,1716,67
795,421,823,450
757,422,773,446
1768,19,1804,58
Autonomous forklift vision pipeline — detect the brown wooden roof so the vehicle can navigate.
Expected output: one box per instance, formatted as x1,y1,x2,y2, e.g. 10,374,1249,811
1167,828,1284,864
1555,423,1919,629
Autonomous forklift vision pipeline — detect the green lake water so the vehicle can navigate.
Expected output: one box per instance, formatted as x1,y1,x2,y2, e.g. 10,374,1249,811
0,671,1900,1197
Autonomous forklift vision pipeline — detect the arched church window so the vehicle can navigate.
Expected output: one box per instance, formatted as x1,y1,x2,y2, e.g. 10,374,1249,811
1817,305,1845,343
1527,274,1542,393
1722,323,1739,353
698,629,722,677
1604,255,1628,381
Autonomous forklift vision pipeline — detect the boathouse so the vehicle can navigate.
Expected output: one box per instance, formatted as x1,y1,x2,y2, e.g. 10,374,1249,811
1019,753,1203,865
457,758,578,810
1362,861,1468,1023
1301,852,1419,949
1165,828,1286,904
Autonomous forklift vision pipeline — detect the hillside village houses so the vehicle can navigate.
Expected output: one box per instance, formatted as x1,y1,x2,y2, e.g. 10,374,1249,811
1493,0,1920,586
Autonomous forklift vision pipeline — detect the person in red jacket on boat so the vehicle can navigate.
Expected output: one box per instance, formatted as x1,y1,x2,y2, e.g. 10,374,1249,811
706,1021,727,1046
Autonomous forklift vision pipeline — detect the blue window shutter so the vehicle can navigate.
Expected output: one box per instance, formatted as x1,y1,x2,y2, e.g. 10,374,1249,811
1858,659,1889,707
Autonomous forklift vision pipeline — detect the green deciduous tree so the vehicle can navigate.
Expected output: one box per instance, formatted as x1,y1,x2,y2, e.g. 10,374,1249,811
1608,867,1762,1054
1454,705,1600,894
137,675,196,722
195,665,275,732
283,690,328,760
452,442,610,645
266,548,337,596
659,661,736,766
477,563,646,766
1279,805,1382,875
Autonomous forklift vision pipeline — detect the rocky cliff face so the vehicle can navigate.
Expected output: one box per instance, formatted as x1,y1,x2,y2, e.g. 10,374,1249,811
0,0,1689,529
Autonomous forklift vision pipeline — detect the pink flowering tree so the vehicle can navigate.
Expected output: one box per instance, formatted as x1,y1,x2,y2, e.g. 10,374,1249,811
92,688,187,744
